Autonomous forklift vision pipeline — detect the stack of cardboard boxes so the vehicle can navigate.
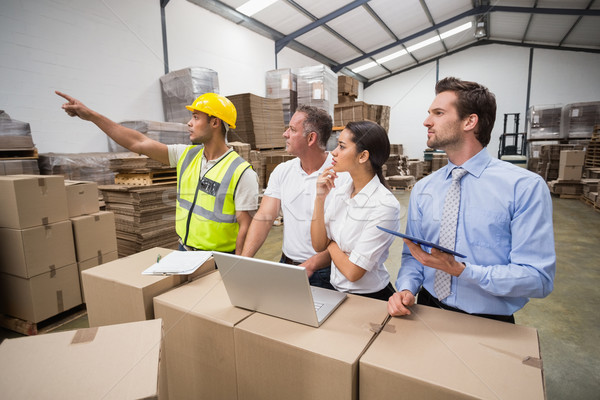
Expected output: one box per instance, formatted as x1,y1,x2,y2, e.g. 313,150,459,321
0,111,39,175
548,150,586,197
0,175,117,326
73,253,547,400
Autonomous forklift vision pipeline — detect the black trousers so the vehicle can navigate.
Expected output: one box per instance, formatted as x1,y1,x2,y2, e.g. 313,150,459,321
280,253,335,290
417,287,515,324
281,253,394,300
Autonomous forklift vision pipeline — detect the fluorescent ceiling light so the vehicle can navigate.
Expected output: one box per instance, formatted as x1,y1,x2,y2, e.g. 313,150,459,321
376,49,408,64
441,21,472,39
236,0,278,17
406,35,441,52
352,61,378,73
351,21,473,74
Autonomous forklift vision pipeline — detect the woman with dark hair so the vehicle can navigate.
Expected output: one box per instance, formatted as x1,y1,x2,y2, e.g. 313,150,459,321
310,120,401,301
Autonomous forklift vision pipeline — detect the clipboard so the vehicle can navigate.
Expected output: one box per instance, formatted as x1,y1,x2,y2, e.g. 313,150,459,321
376,226,467,258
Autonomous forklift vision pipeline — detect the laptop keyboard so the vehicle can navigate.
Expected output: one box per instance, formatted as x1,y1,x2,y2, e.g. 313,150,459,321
314,302,324,311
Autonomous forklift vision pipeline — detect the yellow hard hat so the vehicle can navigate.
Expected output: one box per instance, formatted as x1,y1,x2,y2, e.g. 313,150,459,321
185,93,237,129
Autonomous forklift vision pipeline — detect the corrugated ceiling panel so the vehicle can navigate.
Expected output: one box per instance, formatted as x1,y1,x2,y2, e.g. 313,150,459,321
328,6,395,53
294,26,361,62
426,0,472,23
369,0,430,39
218,0,246,8
562,18,600,47
491,13,531,41
526,14,579,44
538,0,592,9
293,0,353,19
408,40,447,61
251,1,312,35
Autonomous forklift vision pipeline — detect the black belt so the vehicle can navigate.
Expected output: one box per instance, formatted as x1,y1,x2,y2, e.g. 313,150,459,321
281,253,303,266
417,287,515,324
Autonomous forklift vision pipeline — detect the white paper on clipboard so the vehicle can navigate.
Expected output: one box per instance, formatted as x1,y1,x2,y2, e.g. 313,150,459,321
142,251,213,275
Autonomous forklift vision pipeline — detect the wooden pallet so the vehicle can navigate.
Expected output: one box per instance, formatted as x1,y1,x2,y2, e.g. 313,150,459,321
115,169,177,186
0,305,87,336
0,147,38,160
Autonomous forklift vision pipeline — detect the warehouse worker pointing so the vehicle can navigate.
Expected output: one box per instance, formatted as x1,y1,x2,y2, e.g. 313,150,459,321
56,91,258,254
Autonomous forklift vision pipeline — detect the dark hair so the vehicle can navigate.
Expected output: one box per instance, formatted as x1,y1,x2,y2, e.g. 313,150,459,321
345,120,390,188
296,104,332,150
435,77,497,147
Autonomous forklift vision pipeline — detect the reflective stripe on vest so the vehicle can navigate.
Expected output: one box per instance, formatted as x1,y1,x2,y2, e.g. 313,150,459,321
176,146,250,250
177,154,245,223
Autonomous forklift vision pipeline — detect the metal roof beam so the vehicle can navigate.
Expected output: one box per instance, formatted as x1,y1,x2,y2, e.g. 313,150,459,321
186,0,368,82
334,4,600,73
559,0,595,46
275,0,372,53
365,38,600,88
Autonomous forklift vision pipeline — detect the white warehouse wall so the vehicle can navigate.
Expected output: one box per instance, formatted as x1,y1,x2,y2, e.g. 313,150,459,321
0,0,165,153
1,1,599,156
364,44,600,160
165,0,316,97
0,0,316,153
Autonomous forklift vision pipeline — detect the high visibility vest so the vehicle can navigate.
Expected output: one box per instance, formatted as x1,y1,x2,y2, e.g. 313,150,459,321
176,146,251,252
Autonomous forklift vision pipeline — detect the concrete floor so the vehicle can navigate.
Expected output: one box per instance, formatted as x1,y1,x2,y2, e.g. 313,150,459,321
1,191,598,399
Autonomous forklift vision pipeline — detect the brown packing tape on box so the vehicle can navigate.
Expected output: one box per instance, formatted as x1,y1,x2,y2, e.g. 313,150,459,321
71,327,99,344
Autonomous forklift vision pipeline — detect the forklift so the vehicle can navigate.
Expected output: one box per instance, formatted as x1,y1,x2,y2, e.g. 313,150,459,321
498,113,527,167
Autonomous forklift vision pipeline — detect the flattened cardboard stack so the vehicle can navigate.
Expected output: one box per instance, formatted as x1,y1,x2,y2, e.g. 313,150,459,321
0,111,39,175
160,66,220,123
262,149,295,189
249,150,265,189
266,68,298,125
408,159,424,180
228,93,286,149
295,64,338,117
228,141,251,161
100,157,178,257
38,152,138,185
108,120,190,152
99,183,178,257
333,101,391,132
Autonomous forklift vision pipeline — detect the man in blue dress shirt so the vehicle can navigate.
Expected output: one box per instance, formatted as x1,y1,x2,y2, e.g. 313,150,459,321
387,77,556,323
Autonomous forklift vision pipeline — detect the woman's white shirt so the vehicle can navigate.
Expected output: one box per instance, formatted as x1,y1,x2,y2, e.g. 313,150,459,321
324,175,401,294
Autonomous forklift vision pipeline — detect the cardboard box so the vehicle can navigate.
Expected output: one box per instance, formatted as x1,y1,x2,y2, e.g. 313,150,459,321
0,319,166,399
0,175,68,229
0,220,76,278
154,271,254,399
78,250,118,302
0,263,82,323
70,211,117,262
64,179,100,217
559,150,586,167
359,305,544,399
234,294,389,400
82,247,215,327
558,165,583,181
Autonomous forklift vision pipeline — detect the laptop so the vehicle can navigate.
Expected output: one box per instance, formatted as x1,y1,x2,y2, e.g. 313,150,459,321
212,252,347,327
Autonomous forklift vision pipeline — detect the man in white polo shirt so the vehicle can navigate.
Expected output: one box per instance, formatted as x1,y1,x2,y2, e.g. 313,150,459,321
242,105,349,289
